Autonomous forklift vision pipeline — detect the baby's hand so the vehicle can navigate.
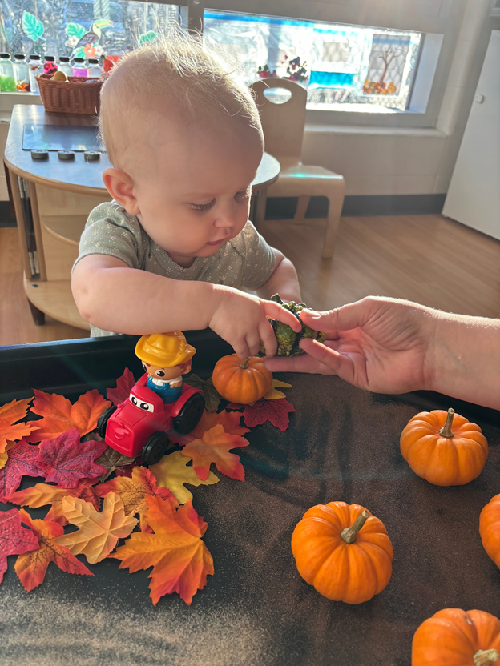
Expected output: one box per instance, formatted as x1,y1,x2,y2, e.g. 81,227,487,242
208,289,302,359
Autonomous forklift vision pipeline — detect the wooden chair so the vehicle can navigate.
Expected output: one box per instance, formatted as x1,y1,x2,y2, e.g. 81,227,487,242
250,77,345,259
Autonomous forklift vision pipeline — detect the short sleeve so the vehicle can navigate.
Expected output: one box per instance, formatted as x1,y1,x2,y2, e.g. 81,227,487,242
73,202,144,272
237,221,276,290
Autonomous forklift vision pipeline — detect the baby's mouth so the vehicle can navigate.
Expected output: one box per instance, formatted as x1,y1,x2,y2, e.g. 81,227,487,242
206,237,230,246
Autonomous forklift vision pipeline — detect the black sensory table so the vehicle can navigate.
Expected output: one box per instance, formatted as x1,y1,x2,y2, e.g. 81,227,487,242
0,331,499,666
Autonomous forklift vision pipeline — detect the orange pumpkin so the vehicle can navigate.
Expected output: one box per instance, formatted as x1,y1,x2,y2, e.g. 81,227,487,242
412,608,500,666
400,408,488,486
291,502,393,604
212,354,273,404
480,495,500,569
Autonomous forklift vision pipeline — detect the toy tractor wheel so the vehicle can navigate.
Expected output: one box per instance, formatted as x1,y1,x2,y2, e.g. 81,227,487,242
173,392,205,435
97,405,117,439
142,431,170,466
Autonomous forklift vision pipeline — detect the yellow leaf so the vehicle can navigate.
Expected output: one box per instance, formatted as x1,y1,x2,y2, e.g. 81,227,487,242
0,452,7,470
150,451,219,504
55,492,138,563
0,399,39,452
264,378,292,400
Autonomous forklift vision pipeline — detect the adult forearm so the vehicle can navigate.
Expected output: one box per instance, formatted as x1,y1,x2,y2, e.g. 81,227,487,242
76,266,224,334
257,257,301,302
428,312,500,410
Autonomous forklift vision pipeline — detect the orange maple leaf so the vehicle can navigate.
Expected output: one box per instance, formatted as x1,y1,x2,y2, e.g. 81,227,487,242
55,492,138,563
0,398,39,453
169,409,249,446
15,508,93,591
112,495,214,605
95,466,176,531
182,424,249,481
28,389,110,441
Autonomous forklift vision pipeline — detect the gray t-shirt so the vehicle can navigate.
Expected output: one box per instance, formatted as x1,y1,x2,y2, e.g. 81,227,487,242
74,201,277,337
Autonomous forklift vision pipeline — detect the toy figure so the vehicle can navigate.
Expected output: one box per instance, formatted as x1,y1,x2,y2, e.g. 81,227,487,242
135,332,196,403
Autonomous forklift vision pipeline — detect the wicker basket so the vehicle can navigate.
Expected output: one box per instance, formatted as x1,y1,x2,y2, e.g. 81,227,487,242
36,74,103,115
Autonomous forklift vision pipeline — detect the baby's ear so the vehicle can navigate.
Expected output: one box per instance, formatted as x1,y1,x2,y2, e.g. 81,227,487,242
103,168,140,216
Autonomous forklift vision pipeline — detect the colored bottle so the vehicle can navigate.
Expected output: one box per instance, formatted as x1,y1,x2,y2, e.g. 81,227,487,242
86,58,101,78
13,54,29,91
43,56,58,77
72,57,87,77
0,53,16,92
58,56,73,78
28,54,42,94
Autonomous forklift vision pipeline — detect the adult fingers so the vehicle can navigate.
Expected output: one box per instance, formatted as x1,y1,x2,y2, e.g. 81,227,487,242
260,320,277,357
298,338,357,385
264,353,337,375
262,301,302,332
300,297,386,334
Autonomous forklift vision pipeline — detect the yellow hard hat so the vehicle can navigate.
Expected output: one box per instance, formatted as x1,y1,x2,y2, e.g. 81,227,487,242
135,332,196,367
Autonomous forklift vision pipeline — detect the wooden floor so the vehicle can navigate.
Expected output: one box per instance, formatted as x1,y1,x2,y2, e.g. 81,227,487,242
1,213,500,346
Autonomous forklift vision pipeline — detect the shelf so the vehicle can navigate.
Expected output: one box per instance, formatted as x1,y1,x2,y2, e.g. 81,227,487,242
41,215,87,246
24,277,90,331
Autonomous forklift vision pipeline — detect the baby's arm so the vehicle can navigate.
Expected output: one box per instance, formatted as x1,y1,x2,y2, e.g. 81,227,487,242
256,250,301,303
72,254,301,358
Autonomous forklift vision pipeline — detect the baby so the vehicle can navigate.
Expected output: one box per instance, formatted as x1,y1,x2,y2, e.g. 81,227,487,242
71,32,302,359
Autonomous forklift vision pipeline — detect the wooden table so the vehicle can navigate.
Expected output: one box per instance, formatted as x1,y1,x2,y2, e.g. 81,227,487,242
4,105,280,331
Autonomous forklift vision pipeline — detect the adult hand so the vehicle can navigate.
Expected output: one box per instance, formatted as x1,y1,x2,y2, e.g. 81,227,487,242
265,296,437,395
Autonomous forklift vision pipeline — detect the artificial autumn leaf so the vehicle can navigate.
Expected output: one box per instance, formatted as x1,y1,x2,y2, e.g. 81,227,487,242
184,374,221,412
0,439,45,503
112,495,214,605
95,466,176,531
150,451,219,505
169,409,250,446
28,389,110,441
0,398,39,453
107,368,136,407
95,447,136,481
0,508,39,584
55,492,138,564
182,424,248,481
115,457,143,478
228,398,295,431
264,379,293,400
6,480,101,526
37,428,107,488
0,452,7,471
15,509,93,591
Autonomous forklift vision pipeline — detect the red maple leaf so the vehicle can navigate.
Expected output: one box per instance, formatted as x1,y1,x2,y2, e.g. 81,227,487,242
228,398,295,431
0,508,39,583
15,509,93,591
107,368,136,407
182,424,248,481
169,410,250,446
115,457,142,478
37,428,107,488
0,439,45,502
27,389,110,442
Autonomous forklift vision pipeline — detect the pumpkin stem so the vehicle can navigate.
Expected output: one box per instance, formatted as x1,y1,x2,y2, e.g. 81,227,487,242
340,510,370,544
473,649,499,666
439,408,455,438
239,358,250,370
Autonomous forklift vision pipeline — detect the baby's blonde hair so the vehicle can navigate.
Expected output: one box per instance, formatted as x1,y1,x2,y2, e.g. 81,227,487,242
99,30,263,172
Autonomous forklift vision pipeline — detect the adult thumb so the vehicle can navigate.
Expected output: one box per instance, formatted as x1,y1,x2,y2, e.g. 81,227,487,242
301,298,382,334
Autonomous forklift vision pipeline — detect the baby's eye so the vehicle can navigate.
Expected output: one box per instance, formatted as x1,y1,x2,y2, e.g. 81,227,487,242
235,188,251,202
191,199,216,212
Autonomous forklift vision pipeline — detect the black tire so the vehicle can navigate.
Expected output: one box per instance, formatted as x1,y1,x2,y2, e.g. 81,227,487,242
173,392,205,435
97,405,117,439
142,431,170,466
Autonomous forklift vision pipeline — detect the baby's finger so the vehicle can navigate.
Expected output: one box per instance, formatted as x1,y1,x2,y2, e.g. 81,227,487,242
232,338,251,362
246,332,262,358
260,320,277,357
262,301,302,333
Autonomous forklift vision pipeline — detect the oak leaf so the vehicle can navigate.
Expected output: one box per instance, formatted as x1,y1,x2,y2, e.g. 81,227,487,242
37,428,107,488
182,424,248,481
0,508,39,584
107,368,136,407
263,379,293,400
0,398,39,453
55,492,138,563
112,495,214,605
5,480,101,526
184,375,221,412
95,466,176,531
228,398,295,431
28,389,110,441
15,509,93,591
169,409,249,446
150,451,219,505
0,439,45,502
95,447,136,481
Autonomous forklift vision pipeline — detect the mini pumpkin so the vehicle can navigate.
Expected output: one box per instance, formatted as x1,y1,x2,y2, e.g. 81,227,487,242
291,501,393,604
412,608,500,666
480,494,500,569
212,354,272,404
400,408,488,486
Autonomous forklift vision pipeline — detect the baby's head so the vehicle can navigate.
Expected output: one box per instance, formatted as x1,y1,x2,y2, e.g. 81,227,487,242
100,32,264,266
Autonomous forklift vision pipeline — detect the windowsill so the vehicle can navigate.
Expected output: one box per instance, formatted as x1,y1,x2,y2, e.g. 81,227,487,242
0,92,42,117
305,124,447,138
